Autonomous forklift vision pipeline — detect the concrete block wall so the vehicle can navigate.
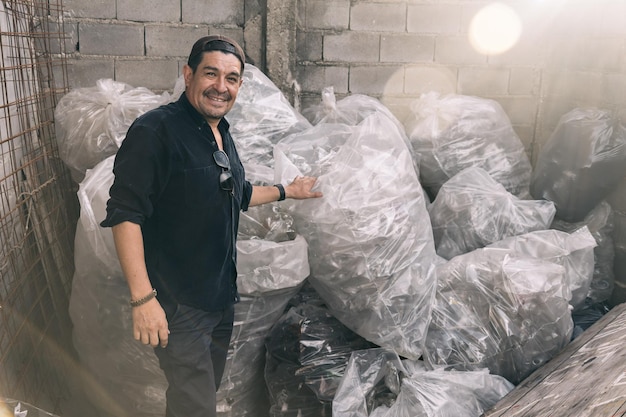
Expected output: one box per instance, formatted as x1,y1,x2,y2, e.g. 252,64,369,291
296,0,626,159
59,0,264,92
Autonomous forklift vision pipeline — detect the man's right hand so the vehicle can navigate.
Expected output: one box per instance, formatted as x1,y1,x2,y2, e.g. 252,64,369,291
131,298,170,348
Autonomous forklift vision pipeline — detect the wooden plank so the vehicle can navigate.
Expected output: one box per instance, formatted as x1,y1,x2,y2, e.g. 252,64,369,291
483,303,626,417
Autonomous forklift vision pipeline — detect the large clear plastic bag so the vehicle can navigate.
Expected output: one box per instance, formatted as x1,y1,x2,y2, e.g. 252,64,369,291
332,348,513,417
69,157,311,417
69,156,167,416
487,227,597,311
264,301,375,417
227,64,312,169
218,235,310,416
424,248,573,385
239,203,297,243
54,79,171,182
403,92,532,199
530,107,626,222
274,90,439,360
306,87,412,141
305,87,420,172
428,167,556,260
552,201,615,303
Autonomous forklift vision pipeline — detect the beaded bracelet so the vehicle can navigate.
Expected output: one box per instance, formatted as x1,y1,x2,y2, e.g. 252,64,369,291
130,288,157,308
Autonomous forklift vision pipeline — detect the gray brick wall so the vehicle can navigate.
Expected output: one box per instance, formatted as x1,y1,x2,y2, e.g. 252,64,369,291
78,22,144,56
380,34,434,63
323,33,380,62
181,0,244,25
63,0,115,19
145,25,207,57
116,59,180,90
406,4,462,34
61,0,251,92
302,0,349,30
350,3,406,32
294,0,626,166
58,0,626,172
58,0,626,158
118,0,180,22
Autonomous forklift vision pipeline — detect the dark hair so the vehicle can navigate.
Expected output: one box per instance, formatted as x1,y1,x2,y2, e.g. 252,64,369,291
187,35,245,73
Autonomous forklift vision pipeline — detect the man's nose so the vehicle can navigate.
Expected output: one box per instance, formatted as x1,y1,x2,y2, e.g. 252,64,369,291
213,76,227,92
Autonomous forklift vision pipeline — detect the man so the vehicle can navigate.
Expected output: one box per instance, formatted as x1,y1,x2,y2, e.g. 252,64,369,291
100,35,322,417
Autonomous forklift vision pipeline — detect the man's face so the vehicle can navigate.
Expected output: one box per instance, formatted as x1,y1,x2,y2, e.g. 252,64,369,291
183,50,243,127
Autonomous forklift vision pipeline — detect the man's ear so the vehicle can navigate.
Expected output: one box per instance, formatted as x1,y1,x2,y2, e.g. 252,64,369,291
182,64,192,87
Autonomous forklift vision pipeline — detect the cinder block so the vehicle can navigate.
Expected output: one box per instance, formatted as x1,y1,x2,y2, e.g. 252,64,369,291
509,68,540,96
349,65,404,95
407,4,462,34
118,0,180,22
146,25,208,57
435,35,486,65
62,0,115,19
547,1,599,38
297,31,323,62
63,58,115,89
496,96,538,126
45,20,78,55
380,34,434,63
79,22,144,56
404,65,457,95
115,59,180,92
324,33,380,63
181,0,243,25
305,0,349,30
324,66,349,94
541,38,622,73
542,70,605,105
458,67,509,96
297,65,348,94
350,3,406,32
296,66,324,93
488,38,548,68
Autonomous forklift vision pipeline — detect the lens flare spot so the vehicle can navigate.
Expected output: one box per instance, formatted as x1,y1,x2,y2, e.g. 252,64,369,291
469,2,522,55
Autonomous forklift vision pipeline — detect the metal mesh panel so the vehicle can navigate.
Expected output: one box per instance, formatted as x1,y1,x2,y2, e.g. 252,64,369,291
0,0,77,412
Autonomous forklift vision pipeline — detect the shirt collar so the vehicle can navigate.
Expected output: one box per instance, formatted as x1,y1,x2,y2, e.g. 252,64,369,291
178,91,231,131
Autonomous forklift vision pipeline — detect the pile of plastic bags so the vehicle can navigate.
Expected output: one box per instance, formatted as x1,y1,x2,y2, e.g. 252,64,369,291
57,63,625,417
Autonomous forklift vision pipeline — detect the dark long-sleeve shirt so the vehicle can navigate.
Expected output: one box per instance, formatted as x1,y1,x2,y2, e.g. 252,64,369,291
101,93,252,313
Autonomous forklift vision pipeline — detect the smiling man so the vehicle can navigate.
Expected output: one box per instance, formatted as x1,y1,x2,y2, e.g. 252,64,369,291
100,35,322,417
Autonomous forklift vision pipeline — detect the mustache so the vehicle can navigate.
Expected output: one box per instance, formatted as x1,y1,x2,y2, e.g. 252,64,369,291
203,89,231,101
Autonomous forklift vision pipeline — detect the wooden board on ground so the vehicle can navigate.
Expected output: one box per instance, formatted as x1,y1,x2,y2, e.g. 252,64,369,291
483,302,626,417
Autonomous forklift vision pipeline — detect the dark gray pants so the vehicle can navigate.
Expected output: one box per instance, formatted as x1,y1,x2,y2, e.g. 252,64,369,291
155,303,235,417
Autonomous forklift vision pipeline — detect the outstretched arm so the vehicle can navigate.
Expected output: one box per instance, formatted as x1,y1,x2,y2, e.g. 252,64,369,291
249,175,323,207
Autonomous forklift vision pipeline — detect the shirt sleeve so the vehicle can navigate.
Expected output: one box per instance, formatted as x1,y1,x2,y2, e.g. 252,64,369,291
100,120,168,228
240,180,253,212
